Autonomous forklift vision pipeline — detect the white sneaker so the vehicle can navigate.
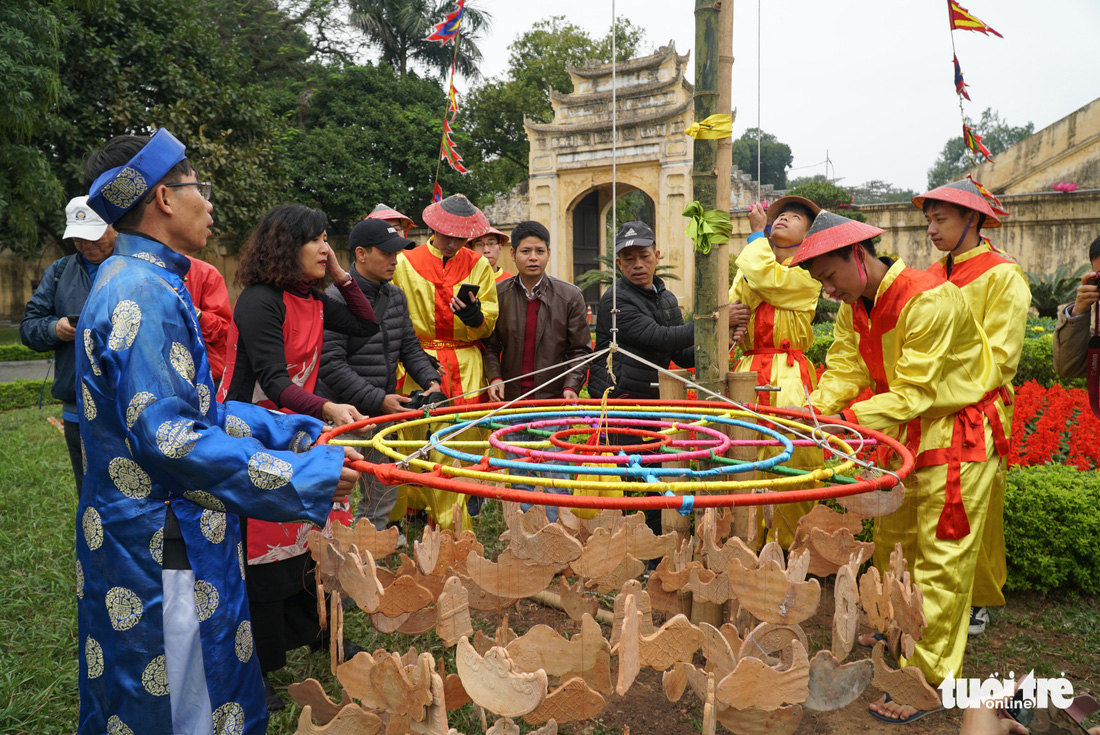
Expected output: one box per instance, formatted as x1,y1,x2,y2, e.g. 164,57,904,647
968,606,989,635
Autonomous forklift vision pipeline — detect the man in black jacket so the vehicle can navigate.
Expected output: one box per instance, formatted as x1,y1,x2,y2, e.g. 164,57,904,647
20,195,117,494
318,218,442,530
588,221,694,399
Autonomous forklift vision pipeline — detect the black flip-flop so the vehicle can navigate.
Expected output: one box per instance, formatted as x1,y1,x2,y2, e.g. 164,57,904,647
856,632,888,649
868,694,944,725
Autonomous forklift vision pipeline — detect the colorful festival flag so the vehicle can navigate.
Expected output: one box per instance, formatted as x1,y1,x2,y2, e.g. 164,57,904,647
966,174,1010,216
953,55,971,101
432,183,443,202
948,1,1003,38
426,0,465,43
448,77,460,119
440,120,469,174
963,124,995,162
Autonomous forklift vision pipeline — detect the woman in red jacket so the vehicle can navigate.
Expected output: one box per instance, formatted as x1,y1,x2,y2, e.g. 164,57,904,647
218,204,378,710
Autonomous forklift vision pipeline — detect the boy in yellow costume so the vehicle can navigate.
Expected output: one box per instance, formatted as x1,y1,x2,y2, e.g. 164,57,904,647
729,196,823,547
391,194,499,530
914,179,1030,637
790,211,1009,724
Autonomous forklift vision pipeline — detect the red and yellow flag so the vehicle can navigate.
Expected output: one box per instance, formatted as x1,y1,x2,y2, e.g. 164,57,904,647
963,124,995,162
948,1,1003,38
440,120,469,174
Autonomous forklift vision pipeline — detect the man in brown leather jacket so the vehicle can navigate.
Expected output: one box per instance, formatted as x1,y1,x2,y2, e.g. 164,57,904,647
484,220,592,401
1053,234,1100,379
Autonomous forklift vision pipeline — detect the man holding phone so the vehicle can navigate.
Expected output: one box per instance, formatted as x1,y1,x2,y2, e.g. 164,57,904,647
1053,234,1100,379
20,195,117,495
391,193,499,530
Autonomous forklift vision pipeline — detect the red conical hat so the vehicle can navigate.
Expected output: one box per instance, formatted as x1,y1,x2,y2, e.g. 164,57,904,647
367,203,415,230
468,225,510,248
911,179,1002,228
421,194,489,239
789,210,885,267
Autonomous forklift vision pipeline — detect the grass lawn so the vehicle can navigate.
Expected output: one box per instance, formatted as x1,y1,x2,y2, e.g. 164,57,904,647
1,404,1097,734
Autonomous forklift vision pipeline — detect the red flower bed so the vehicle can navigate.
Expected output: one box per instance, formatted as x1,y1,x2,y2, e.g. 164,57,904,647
1008,381,1100,470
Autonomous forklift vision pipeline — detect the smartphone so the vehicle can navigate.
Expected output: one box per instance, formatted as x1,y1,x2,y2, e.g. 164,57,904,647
456,283,480,305
67,314,81,324
1002,688,1035,727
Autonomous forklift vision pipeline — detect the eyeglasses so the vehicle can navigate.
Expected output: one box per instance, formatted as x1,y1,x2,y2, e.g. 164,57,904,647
144,181,212,204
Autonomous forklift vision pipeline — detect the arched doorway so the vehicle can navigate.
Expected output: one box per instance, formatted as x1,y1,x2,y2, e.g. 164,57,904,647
570,185,656,308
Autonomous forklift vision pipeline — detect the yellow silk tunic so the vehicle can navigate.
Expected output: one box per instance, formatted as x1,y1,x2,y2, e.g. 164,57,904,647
729,234,822,547
390,239,499,530
811,258,1007,685
928,242,1030,609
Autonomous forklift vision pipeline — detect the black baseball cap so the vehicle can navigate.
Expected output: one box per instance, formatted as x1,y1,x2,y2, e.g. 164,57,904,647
349,218,415,253
614,221,656,254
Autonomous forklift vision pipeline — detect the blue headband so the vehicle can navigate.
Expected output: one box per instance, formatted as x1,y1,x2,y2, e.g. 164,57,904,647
86,128,187,224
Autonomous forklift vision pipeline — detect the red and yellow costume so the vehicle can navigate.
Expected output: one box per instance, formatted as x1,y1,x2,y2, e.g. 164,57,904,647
812,258,1008,685
729,232,823,546
493,266,514,283
391,239,498,530
927,242,1028,608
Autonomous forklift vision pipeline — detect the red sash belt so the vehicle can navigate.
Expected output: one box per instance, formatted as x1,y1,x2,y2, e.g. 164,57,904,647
742,339,812,412
910,386,1010,541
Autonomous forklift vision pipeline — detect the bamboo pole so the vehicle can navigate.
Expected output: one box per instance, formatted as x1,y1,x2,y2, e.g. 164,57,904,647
691,0,734,395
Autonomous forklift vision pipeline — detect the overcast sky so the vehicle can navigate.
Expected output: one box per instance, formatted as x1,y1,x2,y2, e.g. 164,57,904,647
457,0,1099,192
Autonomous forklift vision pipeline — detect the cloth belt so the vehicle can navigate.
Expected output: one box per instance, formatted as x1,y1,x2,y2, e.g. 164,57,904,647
420,338,477,351
742,340,805,368
909,386,1010,541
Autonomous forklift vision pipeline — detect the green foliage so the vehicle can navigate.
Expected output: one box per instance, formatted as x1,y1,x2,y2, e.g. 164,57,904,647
1004,465,1100,594
0,0,70,241
574,254,679,292
927,108,1034,189
280,63,484,232
0,379,57,410
1027,264,1088,318
1016,334,1085,389
813,296,839,325
730,128,792,189
848,179,918,205
0,343,51,362
788,180,853,210
464,17,645,198
348,0,491,80
806,332,834,367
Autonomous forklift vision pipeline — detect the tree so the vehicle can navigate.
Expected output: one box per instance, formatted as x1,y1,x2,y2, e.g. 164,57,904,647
464,16,645,198
927,108,1034,189
348,0,491,80
0,0,76,243
849,180,918,205
730,128,793,189
787,180,853,211
279,63,489,232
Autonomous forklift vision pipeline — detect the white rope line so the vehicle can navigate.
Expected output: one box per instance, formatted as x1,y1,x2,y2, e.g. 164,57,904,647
610,0,619,353
423,348,607,407
609,344,903,487
394,348,610,469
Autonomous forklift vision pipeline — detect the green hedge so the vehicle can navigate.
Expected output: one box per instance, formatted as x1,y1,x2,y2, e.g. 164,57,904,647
1004,465,1100,595
0,379,58,411
0,343,52,362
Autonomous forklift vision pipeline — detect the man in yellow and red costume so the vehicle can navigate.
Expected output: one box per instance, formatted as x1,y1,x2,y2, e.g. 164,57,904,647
790,210,1009,724
729,196,823,547
391,194,499,530
914,178,1030,637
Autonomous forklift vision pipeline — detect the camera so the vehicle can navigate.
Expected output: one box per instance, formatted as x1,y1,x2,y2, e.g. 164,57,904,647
405,390,446,410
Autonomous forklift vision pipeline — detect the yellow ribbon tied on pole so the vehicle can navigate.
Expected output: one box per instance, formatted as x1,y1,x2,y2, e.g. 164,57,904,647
684,114,733,139
683,201,732,255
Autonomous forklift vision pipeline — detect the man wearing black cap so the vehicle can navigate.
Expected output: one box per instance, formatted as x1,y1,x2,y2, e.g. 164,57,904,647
319,219,442,531
588,221,694,399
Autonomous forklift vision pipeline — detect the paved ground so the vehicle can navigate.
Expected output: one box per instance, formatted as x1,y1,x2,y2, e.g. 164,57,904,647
0,360,52,382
